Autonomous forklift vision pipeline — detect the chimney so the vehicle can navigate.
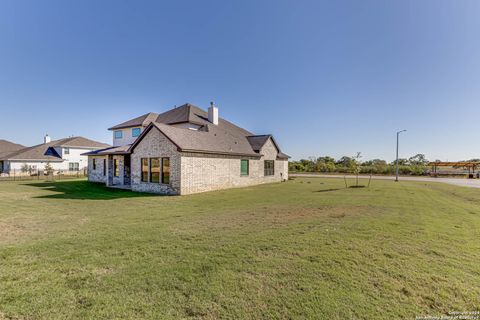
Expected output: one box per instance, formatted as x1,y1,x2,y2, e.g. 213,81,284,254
44,134,51,144
208,101,219,125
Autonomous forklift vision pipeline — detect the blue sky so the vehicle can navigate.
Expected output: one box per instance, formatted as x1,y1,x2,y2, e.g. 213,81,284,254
1,0,480,161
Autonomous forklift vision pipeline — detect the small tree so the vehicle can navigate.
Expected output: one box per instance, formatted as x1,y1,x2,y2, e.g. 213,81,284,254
349,152,362,187
44,162,54,176
21,163,35,175
21,163,30,173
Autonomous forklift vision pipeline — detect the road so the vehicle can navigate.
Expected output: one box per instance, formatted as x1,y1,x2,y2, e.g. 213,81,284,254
291,173,480,189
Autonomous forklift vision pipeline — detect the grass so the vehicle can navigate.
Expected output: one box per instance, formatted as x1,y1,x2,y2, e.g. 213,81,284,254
0,178,479,319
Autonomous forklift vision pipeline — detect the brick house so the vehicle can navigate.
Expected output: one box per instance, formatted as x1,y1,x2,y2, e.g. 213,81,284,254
84,103,289,195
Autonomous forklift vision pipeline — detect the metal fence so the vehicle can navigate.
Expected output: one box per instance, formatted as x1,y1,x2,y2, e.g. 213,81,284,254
0,169,88,182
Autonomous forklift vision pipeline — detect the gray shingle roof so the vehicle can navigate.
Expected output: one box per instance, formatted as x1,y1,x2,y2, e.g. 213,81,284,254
109,104,253,137
108,113,160,130
0,137,110,161
82,145,131,156
108,103,289,159
0,140,25,158
277,152,290,160
246,135,290,159
246,135,271,152
150,122,260,156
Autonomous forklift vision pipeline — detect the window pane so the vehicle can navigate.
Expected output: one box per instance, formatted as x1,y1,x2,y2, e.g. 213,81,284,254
114,131,123,139
64,147,69,155
132,128,141,137
103,159,106,176
114,159,119,177
141,158,149,182
264,160,274,176
241,159,249,176
150,158,160,183
162,158,170,184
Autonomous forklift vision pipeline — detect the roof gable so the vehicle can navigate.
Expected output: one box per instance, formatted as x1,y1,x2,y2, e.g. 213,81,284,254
130,122,260,157
0,137,110,161
44,147,62,159
246,135,271,152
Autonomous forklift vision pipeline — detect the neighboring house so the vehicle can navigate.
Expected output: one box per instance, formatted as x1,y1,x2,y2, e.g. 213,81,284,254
0,140,25,173
0,135,110,175
84,103,289,195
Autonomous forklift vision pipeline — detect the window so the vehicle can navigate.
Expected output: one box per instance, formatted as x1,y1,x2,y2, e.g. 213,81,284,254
240,159,249,176
93,159,97,170
69,162,79,171
114,159,119,177
132,128,141,137
150,158,160,183
264,160,275,176
103,159,106,176
64,147,70,155
114,130,123,139
162,157,170,184
141,158,149,182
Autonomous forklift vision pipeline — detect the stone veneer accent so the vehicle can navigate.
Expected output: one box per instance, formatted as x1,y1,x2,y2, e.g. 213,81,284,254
87,156,107,183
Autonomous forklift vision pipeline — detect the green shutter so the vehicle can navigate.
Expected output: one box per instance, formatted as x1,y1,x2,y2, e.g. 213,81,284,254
241,159,249,176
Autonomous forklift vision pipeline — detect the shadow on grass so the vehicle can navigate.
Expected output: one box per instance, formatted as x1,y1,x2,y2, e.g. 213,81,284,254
313,188,341,193
23,180,157,200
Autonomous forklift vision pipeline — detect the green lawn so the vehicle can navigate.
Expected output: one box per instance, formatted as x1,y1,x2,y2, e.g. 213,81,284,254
0,178,479,319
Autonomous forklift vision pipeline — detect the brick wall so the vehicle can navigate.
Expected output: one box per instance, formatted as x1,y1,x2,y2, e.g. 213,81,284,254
130,127,180,195
130,127,288,195
87,156,107,183
179,137,287,195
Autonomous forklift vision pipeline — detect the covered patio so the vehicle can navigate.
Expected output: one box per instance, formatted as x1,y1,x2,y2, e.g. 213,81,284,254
429,161,480,178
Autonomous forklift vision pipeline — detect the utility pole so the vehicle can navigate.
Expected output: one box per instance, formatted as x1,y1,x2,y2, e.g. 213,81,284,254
395,130,407,182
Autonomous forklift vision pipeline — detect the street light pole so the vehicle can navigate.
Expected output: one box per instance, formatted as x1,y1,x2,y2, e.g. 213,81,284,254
395,130,407,182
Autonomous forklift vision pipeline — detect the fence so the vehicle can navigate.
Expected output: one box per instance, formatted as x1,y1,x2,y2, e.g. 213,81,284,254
0,168,88,182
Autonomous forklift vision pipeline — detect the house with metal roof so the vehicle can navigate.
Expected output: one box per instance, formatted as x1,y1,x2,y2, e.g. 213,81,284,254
0,136,109,175
84,103,289,195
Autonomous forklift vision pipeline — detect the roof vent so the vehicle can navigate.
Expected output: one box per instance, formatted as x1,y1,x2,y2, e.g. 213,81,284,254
208,101,219,125
44,134,51,144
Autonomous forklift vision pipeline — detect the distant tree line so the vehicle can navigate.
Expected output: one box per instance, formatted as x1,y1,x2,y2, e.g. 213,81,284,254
289,154,430,176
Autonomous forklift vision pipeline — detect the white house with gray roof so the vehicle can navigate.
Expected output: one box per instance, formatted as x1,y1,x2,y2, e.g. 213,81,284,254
0,136,110,175
84,103,289,195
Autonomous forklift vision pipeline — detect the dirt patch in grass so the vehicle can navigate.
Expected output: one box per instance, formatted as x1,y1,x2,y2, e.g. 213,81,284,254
0,219,47,245
0,216,88,245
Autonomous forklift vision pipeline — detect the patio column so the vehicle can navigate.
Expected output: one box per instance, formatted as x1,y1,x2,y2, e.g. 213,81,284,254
106,155,114,186
123,155,131,185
